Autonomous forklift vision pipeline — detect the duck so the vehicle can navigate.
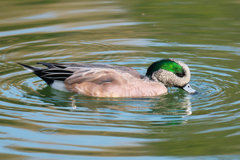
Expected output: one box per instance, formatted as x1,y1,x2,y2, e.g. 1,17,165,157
18,59,196,97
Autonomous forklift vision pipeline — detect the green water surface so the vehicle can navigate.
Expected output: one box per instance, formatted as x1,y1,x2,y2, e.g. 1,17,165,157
0,0,240,159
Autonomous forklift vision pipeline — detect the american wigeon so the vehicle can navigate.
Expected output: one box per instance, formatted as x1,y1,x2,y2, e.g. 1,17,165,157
18,59,196,97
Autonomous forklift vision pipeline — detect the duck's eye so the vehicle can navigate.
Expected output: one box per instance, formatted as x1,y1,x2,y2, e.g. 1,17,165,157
176,73,184,77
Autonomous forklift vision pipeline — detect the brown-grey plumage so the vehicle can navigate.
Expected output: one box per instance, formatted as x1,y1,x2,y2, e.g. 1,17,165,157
18,59,195,97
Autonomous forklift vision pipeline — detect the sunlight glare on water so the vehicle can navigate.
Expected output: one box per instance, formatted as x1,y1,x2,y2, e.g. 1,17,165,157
0,0,240,159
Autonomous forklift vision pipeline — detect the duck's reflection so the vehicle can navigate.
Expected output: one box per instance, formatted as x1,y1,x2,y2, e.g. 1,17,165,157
37,86,192,125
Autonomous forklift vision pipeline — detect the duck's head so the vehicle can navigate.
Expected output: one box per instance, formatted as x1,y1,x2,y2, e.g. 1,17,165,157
146,59,196,94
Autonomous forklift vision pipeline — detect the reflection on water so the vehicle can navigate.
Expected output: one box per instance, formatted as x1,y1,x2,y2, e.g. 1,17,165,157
0,0,240,159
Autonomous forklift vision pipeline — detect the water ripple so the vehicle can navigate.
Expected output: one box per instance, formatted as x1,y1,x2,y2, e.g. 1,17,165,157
0,0,239,157
0,21,146,37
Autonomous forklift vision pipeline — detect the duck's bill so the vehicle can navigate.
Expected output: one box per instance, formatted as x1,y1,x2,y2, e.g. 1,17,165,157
182,83,196,94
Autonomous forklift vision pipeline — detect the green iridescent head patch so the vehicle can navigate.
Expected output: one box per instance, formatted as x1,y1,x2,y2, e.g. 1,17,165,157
146,59,185,78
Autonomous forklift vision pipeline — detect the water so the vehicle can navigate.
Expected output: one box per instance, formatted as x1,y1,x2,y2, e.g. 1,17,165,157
0,0,240,159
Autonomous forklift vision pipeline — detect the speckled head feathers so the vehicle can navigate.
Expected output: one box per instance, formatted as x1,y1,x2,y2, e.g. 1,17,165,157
146,59,191,88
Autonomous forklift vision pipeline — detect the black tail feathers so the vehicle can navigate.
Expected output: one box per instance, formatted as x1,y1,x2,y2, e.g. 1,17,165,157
18,62,73,86
17,63,41,72
18,62,54,85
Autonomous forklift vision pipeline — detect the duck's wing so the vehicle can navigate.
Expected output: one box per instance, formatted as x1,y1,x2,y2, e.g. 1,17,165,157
19,62,143,86
37,62,142,79
64,67,133,97
65,68,119,85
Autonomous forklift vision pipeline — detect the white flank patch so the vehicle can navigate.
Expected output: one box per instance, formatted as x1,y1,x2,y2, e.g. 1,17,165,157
51,80,68,92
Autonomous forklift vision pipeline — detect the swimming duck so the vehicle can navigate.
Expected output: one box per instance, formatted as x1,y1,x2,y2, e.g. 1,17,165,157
18,59,195,97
